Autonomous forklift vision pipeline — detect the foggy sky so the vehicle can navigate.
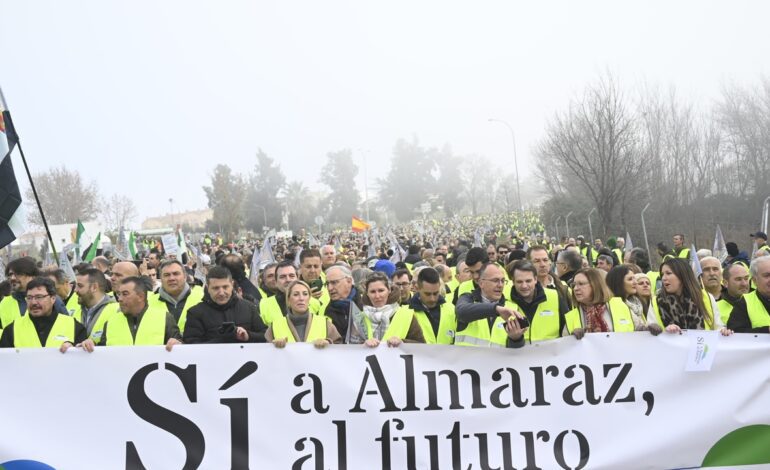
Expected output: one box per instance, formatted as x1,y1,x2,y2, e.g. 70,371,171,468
2,0,769,225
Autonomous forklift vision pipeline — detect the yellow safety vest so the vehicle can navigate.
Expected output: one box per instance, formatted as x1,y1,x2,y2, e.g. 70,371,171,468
148,286,204,333
383,303,457,344
649,290,716,330
270,314,328,343
716,298,734,325
612,248,624,264
64,293,80,316
74,302,121,343
105,308,167,346
0,296,24,329
508,289,561,343
454,299,517,348
677,248,691,260
13,313,76,348
647,271,661,295
564,297,635,334
260,294,322,325
744,291,770,329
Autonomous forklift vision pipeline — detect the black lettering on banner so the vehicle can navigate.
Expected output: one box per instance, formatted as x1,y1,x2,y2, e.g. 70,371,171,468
530,365,559,406
291,437,324,470
350,355,400,412
490,367,529,408
562,365,601,406
602,363,635,403
220,398,248,470
553,430,590,470
521,430,549,470
125,363,205,470
291,373,330,414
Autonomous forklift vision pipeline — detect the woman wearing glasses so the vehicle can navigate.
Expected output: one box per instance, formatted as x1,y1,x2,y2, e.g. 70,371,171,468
564,268,652,339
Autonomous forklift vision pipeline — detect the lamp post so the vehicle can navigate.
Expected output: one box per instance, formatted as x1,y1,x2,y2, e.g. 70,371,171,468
168,198,175,228
565,211,574,239
357,148,371,221
488,118,522,212
555,216,562,242
641,203,651,265
587,208,597,244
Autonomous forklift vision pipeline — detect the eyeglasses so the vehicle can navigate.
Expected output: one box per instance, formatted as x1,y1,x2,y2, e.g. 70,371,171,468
326,278,346,287
481,278,505,285
25,294,52,302
573,281,591,288
498,250,509,255
394,282,411,288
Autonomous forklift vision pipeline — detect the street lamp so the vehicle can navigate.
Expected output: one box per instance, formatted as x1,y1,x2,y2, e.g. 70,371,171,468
565,211,574,239
168,198,175,228
357,148,371,221
587,208,597,244
488,118,522,212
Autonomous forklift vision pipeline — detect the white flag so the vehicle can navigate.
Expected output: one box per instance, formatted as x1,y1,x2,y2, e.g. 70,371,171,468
713,225,727,263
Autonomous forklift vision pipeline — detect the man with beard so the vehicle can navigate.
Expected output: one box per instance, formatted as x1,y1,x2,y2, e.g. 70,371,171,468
1,257,40,328
183,266,266,343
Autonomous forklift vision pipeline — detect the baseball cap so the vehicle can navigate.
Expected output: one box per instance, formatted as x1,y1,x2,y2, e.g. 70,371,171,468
750,231,768,241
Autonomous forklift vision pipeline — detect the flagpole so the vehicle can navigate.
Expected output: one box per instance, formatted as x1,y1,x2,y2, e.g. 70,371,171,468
0,89,59,265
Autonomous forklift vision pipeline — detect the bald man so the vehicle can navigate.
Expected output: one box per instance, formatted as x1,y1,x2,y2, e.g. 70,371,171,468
110,262,139,296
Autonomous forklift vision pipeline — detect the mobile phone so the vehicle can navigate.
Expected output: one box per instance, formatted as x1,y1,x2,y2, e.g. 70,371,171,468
218,322,236,335
310,279,324,292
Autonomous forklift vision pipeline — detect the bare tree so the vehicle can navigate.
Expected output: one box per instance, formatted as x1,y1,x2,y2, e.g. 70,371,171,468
103,194,138,231
25,166,99,226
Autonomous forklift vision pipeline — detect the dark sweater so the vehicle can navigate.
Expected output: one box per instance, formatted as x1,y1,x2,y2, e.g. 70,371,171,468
183,293,266,343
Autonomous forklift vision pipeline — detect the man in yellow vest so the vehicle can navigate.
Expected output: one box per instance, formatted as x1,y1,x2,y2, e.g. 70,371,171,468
0,277,87,352
751,231,770,255
673,234,691,260
507,260,568,344
81,276,181,351
0,257,39,328
44,268,80,316
148,259,204,333
320,245,337,272
727,257,770,333
528,245,571,309
385,267,457,344
73,268,118,343
455,263,526,348
717,263,751,324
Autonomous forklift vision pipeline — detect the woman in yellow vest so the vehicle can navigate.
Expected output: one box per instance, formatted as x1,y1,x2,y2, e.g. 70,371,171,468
563,268,637,338
265,281,341,348
651,259,733,336
360,272,424,347
606,265,661,334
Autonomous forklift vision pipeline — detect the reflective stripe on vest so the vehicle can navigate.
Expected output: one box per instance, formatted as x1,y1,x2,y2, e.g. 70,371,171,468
13,313,76,348
677,248,690,259
564,297,634,334
744,291,770,329
455,300,515,348
271,314,327,343
0,296,23,329
148,286,204,333
105,308,167,346
65,293,80,316
509,289,561,343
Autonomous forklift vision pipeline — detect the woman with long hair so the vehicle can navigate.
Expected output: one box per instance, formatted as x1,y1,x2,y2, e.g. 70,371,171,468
650,259,732,335
606,265,660,333
359,272,424,347
564,268,655,339
266,280,342,348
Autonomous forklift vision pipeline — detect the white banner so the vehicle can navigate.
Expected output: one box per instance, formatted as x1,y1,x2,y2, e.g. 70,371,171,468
1,334,769,469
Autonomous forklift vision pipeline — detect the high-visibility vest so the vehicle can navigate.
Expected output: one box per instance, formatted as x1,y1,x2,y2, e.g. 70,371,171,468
260,294,322,325
147,285,204,333
612,248,624,264
454,299,517,348
677,248,691,260
383,303,457,344
716,298,734,325
105,308,168,346
508,289,561,343
647,271,661,295
564,297,634,334
74,302,120,343
744,291,770,330
64,293,80,316
649,290,717,330
759,244,770,254
270,314,328,343
0,296,24,329
13,313,76,348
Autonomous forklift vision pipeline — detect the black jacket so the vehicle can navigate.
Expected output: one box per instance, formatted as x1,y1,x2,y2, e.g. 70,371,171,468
0,312,87,347
183,292,267,343
727,291,770,334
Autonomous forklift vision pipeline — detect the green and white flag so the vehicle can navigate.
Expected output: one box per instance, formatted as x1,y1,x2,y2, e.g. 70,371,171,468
84,232,100,262
127,231,137,260
74,220,86,263
177,227,188,261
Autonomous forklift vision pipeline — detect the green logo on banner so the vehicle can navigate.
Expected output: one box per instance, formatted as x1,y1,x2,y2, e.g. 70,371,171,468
702,424,770,467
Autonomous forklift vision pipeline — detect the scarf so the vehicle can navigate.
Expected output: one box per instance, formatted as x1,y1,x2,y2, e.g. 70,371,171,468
625,296,645,328
584,303,609,333
362,303,399,340
657,293,703,330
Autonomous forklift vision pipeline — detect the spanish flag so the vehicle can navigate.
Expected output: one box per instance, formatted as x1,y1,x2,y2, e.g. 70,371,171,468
351,216,370,233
